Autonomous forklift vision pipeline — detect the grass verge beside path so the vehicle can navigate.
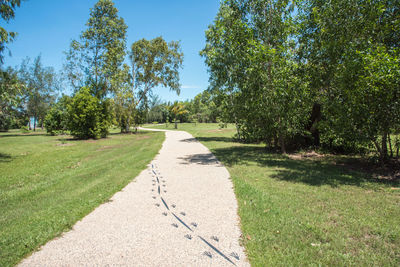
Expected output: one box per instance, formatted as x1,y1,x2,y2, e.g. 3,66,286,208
0,129,164,267
143,123,400,266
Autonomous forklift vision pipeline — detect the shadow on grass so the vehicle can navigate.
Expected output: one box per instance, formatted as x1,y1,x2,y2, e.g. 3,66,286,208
0,133,47,138
211,145,399,187
0,152,12,162
195,136,235,143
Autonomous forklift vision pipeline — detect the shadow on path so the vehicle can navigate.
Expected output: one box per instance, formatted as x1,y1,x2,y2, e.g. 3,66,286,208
178,153,220,166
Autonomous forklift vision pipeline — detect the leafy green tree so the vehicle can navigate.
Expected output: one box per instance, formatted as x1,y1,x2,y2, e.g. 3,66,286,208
67,87,110,139
44,95,71,135
112,64,138,132
0,0,22,64
19,56,58,131
187,91,220,123
0,66,24,130
202,0,309,152
298,0,400,157
170,102,188,129
64,0,127,98
124,36,183,128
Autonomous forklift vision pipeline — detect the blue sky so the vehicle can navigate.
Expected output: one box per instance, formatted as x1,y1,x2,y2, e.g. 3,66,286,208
3,0,220,102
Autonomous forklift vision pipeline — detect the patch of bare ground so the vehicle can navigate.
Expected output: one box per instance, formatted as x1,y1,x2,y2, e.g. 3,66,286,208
96,145,114,151
205,128,232,133
134,135,150,140
56,143,74,147
288,151,324,160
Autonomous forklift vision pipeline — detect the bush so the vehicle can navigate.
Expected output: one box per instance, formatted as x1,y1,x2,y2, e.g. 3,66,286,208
0,113,11,131
20,125,29,133
44,96,70,136
67,87,111,139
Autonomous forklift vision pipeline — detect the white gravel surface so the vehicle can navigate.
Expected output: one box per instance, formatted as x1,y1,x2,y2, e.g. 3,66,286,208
20,128,249,266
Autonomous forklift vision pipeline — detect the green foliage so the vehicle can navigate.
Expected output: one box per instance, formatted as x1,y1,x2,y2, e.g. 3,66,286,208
130,37,183,98
0,66,24,130
114,36,183,131
20,125,29,133
64,0,127,98
44,95,71,135
0,0,22,64
67,87,111,139
297,0,400,159
202,0,399,158
201,0,309,152
186,91,220,123
19,55,58,131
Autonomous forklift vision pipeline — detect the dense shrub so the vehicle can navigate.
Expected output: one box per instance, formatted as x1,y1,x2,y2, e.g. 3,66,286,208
67,87,111,139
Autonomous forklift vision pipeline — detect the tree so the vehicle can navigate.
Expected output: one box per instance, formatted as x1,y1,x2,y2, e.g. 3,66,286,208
112,64,138,132
298,0,400,157
0,0,22,64
19,56,58,131
67,87,110,139
0,66,24,130
44,95,71,135
64,0,127,99
170,102,188,129
202,0,309,153
119,36,183,130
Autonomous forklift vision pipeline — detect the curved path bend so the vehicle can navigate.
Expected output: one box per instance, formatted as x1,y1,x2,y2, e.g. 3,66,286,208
20,128,249,266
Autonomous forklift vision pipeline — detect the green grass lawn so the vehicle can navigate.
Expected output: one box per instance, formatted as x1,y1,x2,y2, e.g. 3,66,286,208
143,123,400,266
0,129,164,267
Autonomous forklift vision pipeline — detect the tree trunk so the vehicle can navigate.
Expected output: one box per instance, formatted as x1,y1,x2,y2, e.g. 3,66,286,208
174,120,177,129
125,117,130,133
307,103,322,147
388,133,393,158
279,134,286,154
33,116,36,132
381,132,388,161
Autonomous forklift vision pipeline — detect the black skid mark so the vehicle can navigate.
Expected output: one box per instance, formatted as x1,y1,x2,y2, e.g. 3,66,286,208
158,185,160,194
155,203,160,207
184,234,192,240
171,204,176,208
157,177,160,183
180,212,186,216
198,236,236,266
171,212,193,232
172,223,178,228
162,212,168,216
152,170,156,175
152,196,156,199
164,190,167,193
161,197,169,210
191,222,198,228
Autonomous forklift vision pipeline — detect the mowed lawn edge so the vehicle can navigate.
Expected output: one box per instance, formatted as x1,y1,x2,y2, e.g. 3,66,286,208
0,130,165,267
143,123,400,266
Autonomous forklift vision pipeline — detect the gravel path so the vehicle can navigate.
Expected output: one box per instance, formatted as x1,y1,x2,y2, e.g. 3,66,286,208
20,129,249,266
